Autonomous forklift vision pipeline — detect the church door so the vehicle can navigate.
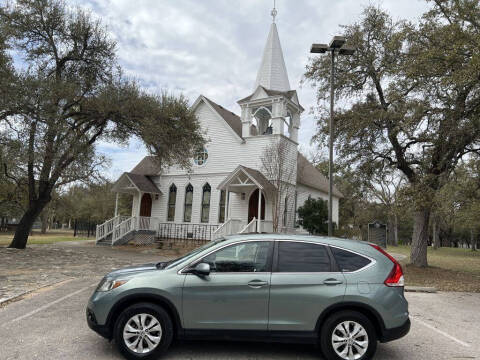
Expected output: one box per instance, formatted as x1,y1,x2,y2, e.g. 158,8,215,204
248,189,265,223
139,193,152,217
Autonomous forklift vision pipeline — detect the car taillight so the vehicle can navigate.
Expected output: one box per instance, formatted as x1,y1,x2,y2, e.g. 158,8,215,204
369,244,404,287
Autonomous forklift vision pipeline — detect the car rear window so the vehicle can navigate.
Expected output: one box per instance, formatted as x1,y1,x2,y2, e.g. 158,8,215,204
277,242,331,272
331,247,371,272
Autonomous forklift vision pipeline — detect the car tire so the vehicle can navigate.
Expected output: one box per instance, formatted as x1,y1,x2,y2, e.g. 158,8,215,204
320,310,377,360
114,302,174,360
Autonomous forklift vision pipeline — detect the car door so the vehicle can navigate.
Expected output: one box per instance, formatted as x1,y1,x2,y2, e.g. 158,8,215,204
182,240,273,330
268,240,346,331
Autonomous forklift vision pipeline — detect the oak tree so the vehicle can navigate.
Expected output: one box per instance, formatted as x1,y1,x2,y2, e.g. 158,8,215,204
304,2,480,266
0,0,205,248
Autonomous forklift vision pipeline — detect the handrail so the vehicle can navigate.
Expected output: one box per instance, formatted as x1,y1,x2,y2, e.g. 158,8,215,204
96,215,128,243
239,217,257,234
212,219,232,239
112,216,135,245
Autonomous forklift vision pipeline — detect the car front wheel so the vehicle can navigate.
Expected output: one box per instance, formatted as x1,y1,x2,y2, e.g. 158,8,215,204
320,310,377,360
114,302,173,360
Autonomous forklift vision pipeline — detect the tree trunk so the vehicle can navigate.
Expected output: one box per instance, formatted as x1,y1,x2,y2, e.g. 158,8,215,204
432,218,441,250
387,217,395,246
393,213,399,246
9,199,49,249
41,211,48,234
410,209,430,267
471,229,476,251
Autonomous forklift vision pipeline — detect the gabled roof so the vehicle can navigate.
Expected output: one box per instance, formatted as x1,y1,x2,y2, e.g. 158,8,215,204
217,165,276,195
296,153,343,198
254,22,290,92
112,172,162,194
240,166,277,194
238,85,298,104
130,156,161,176
203,97,242,138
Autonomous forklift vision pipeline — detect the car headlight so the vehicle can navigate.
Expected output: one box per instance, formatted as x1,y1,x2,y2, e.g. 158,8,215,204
97,278,129,292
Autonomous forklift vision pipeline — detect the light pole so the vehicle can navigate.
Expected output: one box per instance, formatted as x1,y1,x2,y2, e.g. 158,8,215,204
310,37,355,236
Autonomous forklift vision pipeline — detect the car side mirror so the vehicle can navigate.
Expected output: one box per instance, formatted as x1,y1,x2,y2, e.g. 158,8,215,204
193,262,210,276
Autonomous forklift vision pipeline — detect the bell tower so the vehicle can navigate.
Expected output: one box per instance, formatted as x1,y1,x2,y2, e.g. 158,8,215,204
237,3,303,142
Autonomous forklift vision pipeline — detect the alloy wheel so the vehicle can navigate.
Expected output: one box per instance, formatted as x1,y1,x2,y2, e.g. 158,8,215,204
331,320,369,360
123,313,163,354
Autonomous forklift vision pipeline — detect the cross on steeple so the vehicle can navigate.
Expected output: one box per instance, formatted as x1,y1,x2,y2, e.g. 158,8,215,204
271,0,277,23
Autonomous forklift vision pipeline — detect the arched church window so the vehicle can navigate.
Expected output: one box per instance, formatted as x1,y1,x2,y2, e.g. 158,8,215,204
201,183,211,223
184,184,193,222
218,190,226,223
167,184,177,221
194,148,208,166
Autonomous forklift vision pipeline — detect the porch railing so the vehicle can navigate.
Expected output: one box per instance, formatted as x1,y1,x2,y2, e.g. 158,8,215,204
112,217,135,245
239,218,257,234
96,215,128,243
212,219,229,239
99,215,278,246
157,222,219,241
137,216,160,232
213,219,246,239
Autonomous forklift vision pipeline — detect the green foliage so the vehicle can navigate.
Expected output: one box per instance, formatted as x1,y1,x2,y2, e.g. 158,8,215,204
297,196,329,235
305,3,480,199
304,2,480,265
55,181,132,223
0,0,205,248
434,158,480,246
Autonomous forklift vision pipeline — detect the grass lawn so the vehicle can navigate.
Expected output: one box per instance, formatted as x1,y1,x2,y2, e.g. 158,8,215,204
389,245,480,292
0,230,89,246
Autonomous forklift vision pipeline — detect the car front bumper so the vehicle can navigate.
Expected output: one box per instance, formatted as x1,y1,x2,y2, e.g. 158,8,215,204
380,318,411,343
86,307,112,339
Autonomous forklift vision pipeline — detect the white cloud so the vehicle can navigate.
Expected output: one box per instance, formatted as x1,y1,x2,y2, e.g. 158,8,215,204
79,0,431,177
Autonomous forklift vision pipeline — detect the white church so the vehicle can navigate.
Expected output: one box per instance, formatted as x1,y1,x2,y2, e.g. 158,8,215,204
96,10,342,245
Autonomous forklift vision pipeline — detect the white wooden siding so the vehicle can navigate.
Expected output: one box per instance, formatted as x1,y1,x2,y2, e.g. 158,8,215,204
296,183,339,225
147,174,274,226
163,101,297,185
127,99,339,228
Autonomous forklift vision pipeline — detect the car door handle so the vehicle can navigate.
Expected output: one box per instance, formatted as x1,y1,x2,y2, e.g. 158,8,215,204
247,280,269,288
323,279,343,286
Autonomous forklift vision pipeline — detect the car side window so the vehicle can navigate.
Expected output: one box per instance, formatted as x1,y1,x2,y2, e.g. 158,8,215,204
201,241,272,273
331,247,372,272
276,241,331,272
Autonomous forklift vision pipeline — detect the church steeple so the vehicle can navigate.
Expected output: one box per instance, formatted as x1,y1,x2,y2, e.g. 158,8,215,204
238,3,302,142
254,6,290,92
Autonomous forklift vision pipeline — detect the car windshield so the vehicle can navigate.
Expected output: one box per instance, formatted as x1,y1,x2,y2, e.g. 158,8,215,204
162,238,226,269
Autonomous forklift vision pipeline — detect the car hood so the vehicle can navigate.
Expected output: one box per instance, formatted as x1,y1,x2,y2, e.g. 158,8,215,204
107,263,158,278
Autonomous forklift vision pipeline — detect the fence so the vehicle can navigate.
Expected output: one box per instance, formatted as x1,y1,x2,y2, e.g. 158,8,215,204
157,223,219,244
73,220,97,238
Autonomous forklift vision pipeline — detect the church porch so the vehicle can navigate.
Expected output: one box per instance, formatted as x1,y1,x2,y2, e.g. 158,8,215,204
215,165,276,238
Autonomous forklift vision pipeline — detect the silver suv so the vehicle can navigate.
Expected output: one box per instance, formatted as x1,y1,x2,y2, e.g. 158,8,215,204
87,235,410,360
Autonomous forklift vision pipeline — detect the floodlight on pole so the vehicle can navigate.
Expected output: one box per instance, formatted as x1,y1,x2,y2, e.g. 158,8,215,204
310,44,329,53
310,36,355,237
329,36,346,49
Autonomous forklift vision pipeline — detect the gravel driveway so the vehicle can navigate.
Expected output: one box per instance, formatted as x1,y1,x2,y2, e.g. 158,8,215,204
0,240,172,303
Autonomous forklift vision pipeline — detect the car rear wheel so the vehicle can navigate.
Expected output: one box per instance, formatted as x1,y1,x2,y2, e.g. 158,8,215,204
320,310,377,360
114,302,173,360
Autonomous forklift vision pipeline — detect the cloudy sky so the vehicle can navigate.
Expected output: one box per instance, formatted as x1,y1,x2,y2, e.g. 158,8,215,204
80,0,431,179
